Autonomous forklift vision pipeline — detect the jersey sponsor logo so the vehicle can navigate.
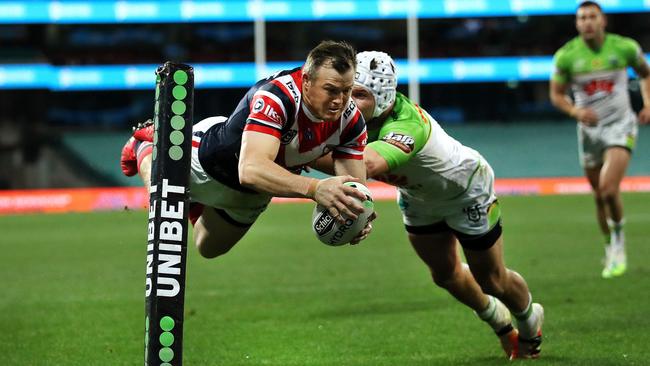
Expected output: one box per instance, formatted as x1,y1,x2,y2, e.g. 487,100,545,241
382,132,415,153
583,79,614,96
591,58,603,69
281,129,297,145
343,100,356,120
253,98,264,113
285,79,300,103
263,104,282,123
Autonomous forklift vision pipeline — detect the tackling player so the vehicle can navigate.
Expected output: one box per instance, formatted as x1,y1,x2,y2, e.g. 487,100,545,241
550,1,650,278
120,40,372,258
313,51,544,359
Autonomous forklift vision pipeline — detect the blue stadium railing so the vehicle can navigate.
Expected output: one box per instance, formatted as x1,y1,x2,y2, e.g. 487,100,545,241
0,0,648,24
2,56,649,91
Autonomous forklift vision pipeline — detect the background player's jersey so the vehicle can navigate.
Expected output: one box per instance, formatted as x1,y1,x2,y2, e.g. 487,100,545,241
552,33,643,126
368,92,483,201
198,67,366,193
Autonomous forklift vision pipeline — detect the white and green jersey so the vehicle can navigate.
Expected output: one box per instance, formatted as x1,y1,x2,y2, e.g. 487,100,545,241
368,92,484,201
552,33,644,126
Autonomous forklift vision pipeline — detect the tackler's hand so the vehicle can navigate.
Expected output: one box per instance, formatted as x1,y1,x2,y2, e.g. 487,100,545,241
350,211,377,245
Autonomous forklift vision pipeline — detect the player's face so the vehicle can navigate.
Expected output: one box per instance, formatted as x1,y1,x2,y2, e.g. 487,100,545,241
576,5,606,40
351,86,375,122
303,64,354,121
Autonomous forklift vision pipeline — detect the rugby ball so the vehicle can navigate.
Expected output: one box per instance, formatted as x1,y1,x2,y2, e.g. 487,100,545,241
311,182,374,246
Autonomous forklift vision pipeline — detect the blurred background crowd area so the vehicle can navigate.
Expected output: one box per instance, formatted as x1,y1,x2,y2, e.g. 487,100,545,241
0,5,648,189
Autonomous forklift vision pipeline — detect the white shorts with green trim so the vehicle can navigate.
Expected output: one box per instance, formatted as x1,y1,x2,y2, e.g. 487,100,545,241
398,161,500,236
189,116,271,225
577,114,637,169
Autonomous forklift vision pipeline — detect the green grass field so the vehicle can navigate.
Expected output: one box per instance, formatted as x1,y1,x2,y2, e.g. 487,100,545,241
2,193,650,365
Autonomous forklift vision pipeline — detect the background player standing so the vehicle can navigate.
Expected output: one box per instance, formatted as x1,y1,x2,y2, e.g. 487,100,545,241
549,1,650,278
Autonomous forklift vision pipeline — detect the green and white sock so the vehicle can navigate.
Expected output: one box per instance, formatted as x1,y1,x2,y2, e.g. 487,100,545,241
477,295,497,321
607,218,625,248
513,293,537,339
477,295,508,332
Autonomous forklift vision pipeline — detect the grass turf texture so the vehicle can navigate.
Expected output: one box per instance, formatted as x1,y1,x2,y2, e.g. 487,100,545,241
2,193,650,365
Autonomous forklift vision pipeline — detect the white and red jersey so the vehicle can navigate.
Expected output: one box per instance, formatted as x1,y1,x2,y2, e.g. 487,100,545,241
198,67,367,193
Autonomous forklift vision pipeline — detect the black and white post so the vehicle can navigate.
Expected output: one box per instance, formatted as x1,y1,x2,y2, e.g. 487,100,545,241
145,62,194,366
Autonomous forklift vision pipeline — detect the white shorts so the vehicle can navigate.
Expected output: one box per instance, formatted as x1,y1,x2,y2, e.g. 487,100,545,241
190,117,271,225
577,115,637,169
398,161,500,237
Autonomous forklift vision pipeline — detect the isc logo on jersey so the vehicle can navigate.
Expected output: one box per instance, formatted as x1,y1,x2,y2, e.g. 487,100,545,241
343,100,356,119
382,132,414,153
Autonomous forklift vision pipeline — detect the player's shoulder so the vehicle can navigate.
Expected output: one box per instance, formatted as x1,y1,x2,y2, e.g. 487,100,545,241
555,36,582,58
607,33,641,51
257,67,301,90
389,93,426,125
255,67,302,106
378,93,429,138
607,33,635,44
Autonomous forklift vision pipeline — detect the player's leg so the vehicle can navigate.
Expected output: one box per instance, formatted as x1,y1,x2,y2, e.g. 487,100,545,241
120,119,155,188
461,227,543,359
579,124,612,245
400,188,516,358
584,166,610,243
138,152,152,189
599,147,629,221
598,146,631,278
408,230,488,311
407,228,518,358
449,162,542,358
189,204,253,258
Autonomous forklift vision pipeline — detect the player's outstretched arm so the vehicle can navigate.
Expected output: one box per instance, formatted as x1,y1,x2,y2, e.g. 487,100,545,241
238,130,365,220
364,147,390,178
333,155,366,183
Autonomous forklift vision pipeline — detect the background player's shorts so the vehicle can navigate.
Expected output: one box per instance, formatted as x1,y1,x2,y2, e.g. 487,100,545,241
577,114,637,169
398,161,501,238
189,116,271,225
